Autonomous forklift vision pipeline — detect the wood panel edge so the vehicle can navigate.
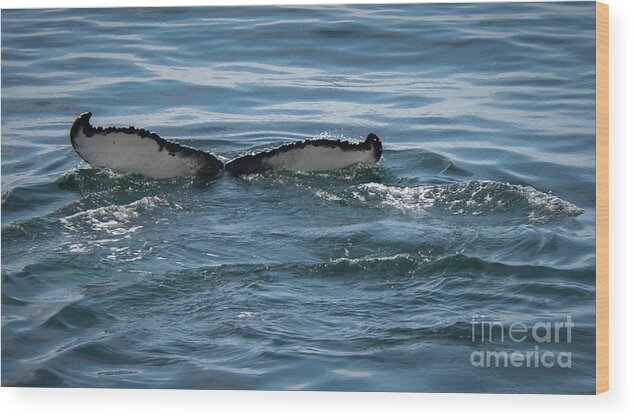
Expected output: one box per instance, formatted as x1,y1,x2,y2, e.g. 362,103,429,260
595,0,609,395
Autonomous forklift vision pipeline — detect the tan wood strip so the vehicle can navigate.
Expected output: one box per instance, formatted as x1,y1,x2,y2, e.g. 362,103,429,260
595,1,609,395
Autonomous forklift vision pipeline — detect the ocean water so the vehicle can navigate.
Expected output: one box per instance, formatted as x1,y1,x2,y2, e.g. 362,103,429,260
1,3,597,393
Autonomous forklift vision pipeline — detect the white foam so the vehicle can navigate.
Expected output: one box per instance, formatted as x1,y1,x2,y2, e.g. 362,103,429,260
313,189,344,202
60,196,166,235
358,180,582,221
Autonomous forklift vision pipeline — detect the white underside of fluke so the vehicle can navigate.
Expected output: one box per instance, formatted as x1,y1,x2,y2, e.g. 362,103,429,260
72,130,204,179
70,113,381,178
262,144,377,172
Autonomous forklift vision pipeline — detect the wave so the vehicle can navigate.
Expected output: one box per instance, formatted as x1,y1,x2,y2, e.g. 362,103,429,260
59,196,166,237
42,301,117,331
57,168,215,195
129,251,592,290
356,180,582,222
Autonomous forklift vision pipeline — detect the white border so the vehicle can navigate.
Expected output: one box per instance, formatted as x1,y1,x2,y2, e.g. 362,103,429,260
0,0,616,8
2,0,633,418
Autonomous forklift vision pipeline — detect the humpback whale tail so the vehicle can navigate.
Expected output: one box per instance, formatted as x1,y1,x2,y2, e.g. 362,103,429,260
69,112,223,179
364,132,382,161
224,133,383,176
69,112,382,178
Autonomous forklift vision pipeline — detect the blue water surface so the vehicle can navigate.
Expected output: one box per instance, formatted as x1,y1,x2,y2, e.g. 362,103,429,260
1,2,596,393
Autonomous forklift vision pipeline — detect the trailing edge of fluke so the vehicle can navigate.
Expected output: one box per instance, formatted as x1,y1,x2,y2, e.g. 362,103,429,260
69,112,382,178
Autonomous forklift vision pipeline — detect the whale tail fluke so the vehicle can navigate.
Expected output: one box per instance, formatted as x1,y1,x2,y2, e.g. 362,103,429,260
69,111,93,149
224,134,383,176
69,113,382,178
69,112,224,179
364,133,383,162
